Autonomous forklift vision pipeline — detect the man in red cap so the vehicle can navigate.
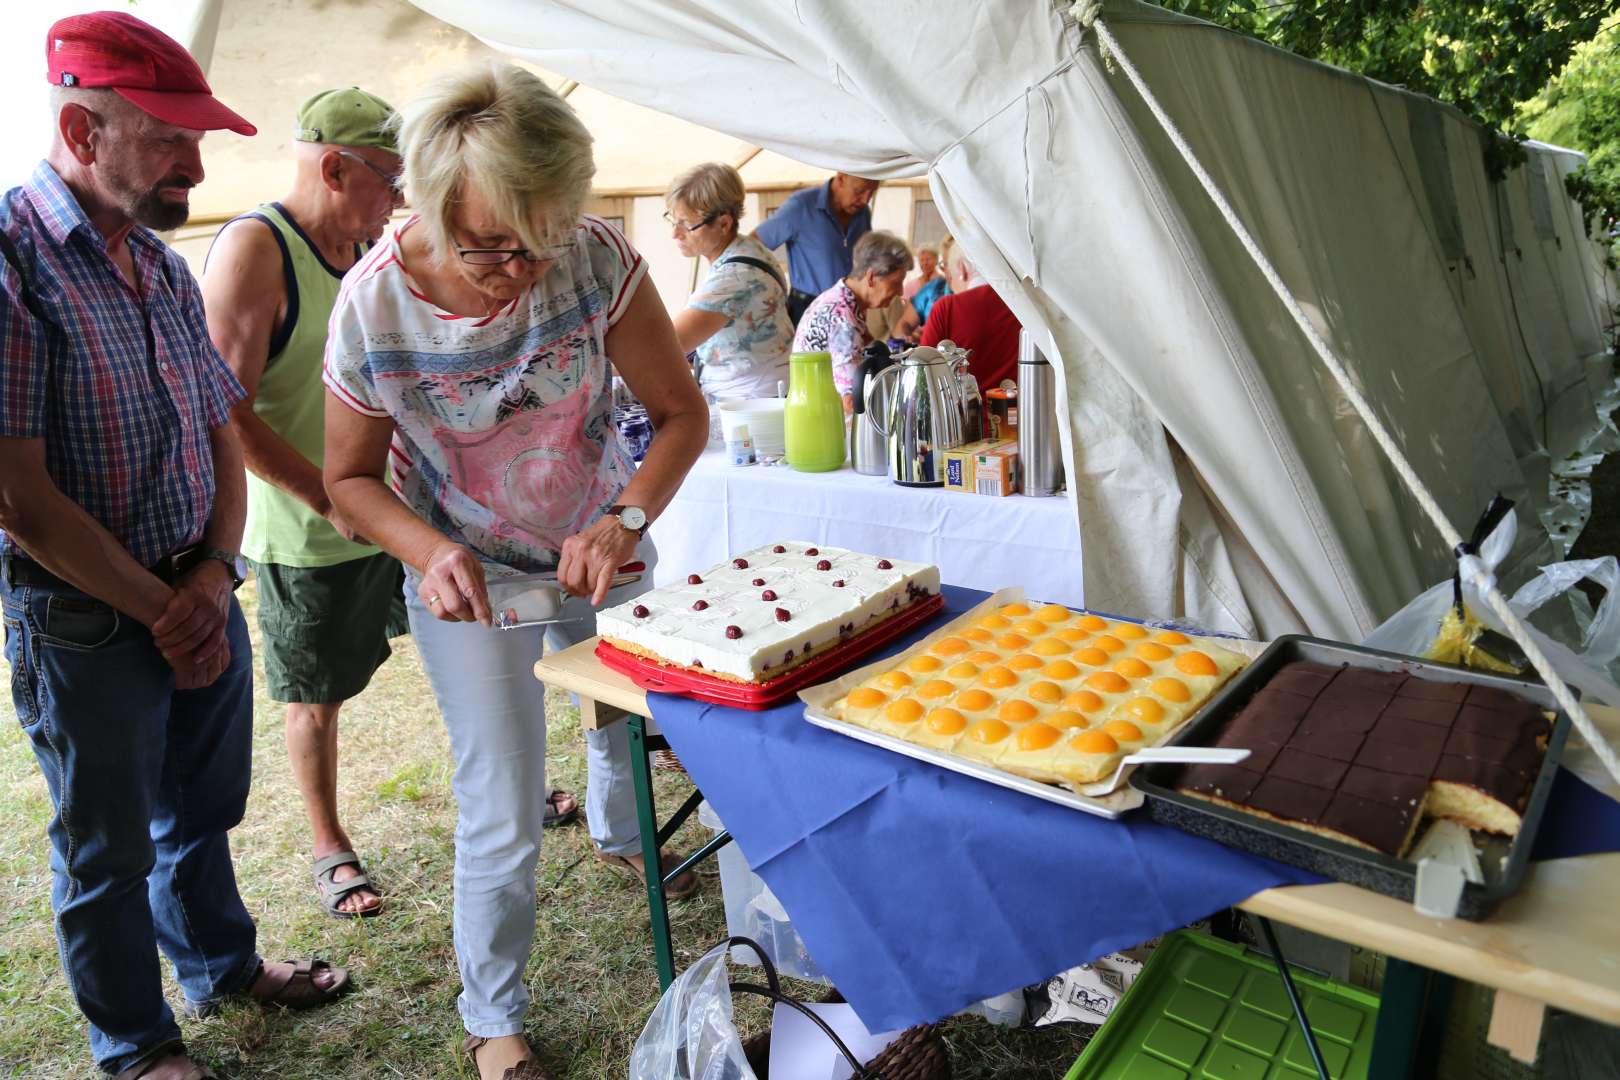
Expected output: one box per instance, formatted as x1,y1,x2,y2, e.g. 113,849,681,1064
0,12,348,1079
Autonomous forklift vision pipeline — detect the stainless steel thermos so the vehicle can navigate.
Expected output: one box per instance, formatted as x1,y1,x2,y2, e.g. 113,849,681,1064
1016,329,1064,497
850,341,894,476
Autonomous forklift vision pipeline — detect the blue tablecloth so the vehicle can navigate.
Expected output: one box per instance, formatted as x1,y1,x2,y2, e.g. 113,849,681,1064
649,585,1620,1032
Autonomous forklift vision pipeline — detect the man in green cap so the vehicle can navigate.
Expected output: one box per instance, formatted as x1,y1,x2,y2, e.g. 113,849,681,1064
202,87,405,918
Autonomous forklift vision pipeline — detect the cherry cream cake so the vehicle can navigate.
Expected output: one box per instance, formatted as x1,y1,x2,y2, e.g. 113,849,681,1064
596,542,940,683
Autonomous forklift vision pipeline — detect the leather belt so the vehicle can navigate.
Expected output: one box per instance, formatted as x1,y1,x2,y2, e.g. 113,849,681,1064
2,544,204,590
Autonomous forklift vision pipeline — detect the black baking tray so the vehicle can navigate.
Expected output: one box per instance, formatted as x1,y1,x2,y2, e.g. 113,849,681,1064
1131,635,1572,920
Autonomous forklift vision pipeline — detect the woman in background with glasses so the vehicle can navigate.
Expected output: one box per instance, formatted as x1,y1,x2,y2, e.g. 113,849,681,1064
321,63,706,1080
665,163,793,401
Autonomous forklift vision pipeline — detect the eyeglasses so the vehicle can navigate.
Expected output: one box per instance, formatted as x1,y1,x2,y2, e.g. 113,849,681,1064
453,241,575,266
336,150,403,191
663,210,720,234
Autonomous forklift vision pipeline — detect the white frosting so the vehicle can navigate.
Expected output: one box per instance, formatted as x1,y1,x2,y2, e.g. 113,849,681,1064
597,541,940,680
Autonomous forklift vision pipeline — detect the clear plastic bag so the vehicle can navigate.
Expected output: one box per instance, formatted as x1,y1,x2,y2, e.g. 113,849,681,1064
1361,511,1620,796
1362,512,1620,707
629,939,757,1080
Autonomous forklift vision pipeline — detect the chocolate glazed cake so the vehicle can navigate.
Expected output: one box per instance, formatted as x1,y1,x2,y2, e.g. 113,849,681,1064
1176,662,1553,857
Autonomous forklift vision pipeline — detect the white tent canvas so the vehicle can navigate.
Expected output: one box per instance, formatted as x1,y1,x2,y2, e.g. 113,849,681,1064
410,0,1619,642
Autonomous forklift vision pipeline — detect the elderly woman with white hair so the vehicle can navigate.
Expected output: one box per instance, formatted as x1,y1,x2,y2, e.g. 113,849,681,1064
322,64,706,1080
792,229,914,408
667,162,793,400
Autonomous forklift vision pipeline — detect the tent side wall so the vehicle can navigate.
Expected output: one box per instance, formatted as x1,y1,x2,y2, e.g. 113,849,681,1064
1098,6,1615,618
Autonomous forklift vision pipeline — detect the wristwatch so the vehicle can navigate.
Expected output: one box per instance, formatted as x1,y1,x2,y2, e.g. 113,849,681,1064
608,505,649,538
201,547,247,591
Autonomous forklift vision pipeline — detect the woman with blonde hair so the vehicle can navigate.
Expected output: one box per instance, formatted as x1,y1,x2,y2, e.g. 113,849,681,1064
667,162,793,400
322,63,707,1080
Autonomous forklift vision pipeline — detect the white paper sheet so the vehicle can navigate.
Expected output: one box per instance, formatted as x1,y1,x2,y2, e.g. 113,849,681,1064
768,1002,901,1080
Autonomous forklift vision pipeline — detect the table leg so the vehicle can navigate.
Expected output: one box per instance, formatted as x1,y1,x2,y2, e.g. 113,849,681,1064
628,714,677,989
1256,916,1330,1080
1368,957,1454,1079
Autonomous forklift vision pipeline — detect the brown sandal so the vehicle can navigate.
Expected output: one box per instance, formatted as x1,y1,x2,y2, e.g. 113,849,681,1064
596,849,699,900
113,1042,218,1080
462,1035,558,1080
249,956,352,1009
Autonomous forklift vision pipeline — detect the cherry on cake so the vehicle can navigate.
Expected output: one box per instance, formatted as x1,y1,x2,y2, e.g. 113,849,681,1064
596,543,939,683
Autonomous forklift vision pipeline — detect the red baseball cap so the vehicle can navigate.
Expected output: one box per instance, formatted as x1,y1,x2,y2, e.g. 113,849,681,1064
46,11,256,137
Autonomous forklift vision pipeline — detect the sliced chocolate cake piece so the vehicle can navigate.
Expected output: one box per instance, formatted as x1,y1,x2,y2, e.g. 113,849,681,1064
1314,791,1425,855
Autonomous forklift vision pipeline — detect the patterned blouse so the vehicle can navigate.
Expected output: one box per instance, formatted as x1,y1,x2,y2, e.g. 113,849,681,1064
688,234,792,400
323,214,643,576
791,280,872,396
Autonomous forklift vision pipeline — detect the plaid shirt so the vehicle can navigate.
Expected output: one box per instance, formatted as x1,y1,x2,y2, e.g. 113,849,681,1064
0,162,243,567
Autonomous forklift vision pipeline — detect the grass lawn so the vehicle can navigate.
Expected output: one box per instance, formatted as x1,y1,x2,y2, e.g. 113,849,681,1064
0,578,1093,1078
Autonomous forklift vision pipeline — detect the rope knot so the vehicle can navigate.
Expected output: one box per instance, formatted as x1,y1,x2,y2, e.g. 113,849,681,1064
1071,1,1104,30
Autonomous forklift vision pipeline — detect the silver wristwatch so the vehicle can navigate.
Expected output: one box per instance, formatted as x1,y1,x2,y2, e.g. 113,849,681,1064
608,504,649,537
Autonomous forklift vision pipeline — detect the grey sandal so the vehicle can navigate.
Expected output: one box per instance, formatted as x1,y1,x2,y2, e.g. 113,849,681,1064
313,850,381,918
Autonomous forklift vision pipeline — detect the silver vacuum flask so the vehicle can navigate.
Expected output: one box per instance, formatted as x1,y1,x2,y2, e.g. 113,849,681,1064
1016,330,1064,497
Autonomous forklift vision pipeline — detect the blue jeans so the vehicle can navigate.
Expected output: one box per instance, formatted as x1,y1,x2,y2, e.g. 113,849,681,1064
1,575,260,1074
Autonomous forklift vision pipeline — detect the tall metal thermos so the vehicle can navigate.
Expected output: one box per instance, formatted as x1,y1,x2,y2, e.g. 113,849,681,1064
850,341,893,476
1017,329,1064,496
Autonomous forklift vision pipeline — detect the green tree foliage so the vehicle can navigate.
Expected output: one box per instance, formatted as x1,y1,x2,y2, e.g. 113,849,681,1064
1158,2,1620,233
1521,29,1620,245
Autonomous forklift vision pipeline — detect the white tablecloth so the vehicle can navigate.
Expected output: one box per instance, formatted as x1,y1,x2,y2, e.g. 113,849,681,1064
649,449,1084,606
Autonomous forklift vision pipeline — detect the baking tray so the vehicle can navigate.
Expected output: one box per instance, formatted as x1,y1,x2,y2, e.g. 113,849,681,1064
595,592,944,710
1131,635,1572,920
802,706,1141,818
798,587,1267,819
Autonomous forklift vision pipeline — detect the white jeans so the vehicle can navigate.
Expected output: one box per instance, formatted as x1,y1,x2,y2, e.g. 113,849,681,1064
404,545,654,1036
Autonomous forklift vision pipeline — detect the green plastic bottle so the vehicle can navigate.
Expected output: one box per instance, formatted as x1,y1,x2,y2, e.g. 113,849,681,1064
783,351,846,472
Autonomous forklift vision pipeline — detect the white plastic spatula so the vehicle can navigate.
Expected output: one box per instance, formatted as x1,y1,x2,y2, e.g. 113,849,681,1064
492,562,646,630
1077,746,1252,797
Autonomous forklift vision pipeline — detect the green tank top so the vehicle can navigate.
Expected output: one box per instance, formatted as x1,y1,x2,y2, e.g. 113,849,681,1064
235,203,378,566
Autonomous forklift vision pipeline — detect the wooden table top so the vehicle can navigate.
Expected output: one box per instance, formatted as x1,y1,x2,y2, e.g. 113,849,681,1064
535,636,1620,1024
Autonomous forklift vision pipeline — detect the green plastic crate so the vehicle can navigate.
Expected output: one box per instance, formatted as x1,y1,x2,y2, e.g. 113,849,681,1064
1062,931,1382,1080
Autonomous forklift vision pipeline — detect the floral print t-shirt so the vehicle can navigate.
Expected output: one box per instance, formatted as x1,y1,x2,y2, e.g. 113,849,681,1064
688,233,793,401
323,214,644,575
791,279,871,396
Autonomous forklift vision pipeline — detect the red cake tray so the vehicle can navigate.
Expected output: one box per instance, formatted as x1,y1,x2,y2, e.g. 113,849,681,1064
594,592,946,710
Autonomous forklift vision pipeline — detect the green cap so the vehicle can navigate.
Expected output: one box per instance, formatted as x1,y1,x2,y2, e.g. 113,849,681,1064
293,87,397,154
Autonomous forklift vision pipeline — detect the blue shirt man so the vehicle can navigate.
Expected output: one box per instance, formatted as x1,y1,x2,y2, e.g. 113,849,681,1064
754,173,879,321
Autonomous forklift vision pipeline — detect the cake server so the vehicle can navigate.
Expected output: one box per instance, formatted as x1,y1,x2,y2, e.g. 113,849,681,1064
1076,746,1251,798
492,562,646,631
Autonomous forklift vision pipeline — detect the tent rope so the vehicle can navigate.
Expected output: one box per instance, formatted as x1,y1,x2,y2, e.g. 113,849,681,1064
1072,4,1620,788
